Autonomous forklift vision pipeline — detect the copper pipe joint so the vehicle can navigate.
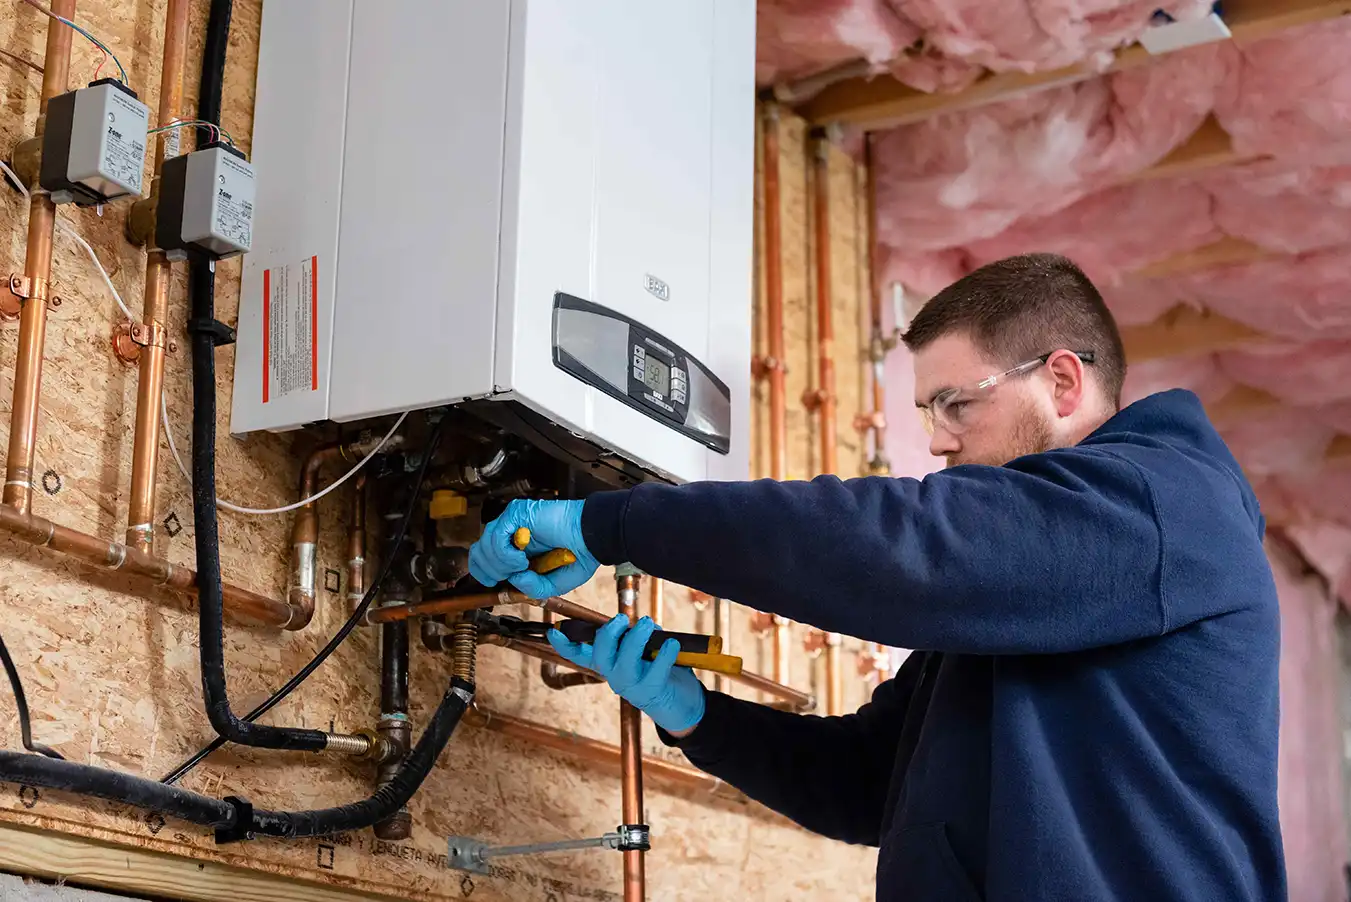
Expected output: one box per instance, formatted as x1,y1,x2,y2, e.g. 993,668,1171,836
0,503,300,628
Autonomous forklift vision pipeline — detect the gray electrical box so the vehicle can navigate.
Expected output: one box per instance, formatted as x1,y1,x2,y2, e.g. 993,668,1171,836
157,144,255,261
41,80,150,206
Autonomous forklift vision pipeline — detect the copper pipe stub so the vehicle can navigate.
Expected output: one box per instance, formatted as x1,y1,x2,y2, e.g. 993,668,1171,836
854,411,886,434
112,322,141,364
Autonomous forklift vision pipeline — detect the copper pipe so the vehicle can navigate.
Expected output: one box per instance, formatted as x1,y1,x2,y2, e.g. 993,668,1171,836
3,0,74,515
538,607,603,690
648,578,664,624
809,130,846,715
711,596,731,694
809,131,839,476
762,103,787,483
0,503,301,627
464,707,738,801
824,634,844,717
285,444,344,629
761,104,792,688
616,571,645,902
347,473,367,609
727,666,815,712
481,633,595,677
862,134,890,476
126,0,191,553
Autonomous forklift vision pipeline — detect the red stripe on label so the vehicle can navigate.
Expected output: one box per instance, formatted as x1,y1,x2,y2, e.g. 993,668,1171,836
262,268,271,403
310,255,319,391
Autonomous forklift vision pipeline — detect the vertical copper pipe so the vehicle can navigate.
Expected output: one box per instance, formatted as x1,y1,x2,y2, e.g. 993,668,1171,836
126,0,191,552
3,0,75,514
811,131,838,477
763,103,787,484
617,571,645,902
648,577,664,624
863,134,890,476
762,103,791,690
347,473,367,609
286,444,342,628
812,130,845,715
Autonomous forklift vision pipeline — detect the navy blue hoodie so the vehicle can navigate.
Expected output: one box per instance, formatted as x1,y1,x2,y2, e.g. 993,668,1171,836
581,389,1285,901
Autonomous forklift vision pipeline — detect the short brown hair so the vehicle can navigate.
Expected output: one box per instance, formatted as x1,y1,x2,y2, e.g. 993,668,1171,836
901,253,1126,408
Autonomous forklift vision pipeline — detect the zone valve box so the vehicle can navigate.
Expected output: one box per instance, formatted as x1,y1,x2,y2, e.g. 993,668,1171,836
40,79,149,206
157,143,256,261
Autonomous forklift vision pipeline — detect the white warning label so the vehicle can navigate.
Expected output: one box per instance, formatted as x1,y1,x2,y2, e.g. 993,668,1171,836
101,89,149,193
262,256,318,402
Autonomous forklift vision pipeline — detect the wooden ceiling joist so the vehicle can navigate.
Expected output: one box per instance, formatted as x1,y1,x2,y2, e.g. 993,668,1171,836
1128,115,1265,182
1205,384,1282,425
1132,236,1273,280
799,0,1351,129
1121,305,1263,362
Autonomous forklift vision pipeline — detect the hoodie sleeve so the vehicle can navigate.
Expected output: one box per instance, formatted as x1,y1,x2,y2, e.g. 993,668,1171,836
657,655,921,846
582,446,1194,655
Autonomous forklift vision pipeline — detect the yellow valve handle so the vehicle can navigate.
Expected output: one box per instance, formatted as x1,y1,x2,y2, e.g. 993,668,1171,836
511,527,578,574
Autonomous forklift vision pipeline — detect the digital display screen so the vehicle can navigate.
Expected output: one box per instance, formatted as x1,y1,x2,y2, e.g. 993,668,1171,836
643,356,670,394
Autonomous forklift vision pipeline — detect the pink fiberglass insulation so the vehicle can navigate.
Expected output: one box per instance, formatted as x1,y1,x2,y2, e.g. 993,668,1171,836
886,0,1211,74
1216,341,1351,407
960,177,1220,284
1202,164,1351,255
1268,545,1350,902
1220,407,1335,476
871,45,1225,252
1214,17,1351,166
1100,277,1197,327
879,246,970,299
1271,468,1351,529
1121,355,1230,406
755,0,915,85
1167,248,1351,342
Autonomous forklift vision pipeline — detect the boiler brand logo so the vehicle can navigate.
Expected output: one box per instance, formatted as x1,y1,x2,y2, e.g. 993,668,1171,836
644,273,669,302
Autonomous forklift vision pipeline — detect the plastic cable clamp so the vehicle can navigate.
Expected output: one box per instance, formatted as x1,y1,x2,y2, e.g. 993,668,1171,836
187,317,237,347
214,795,255,844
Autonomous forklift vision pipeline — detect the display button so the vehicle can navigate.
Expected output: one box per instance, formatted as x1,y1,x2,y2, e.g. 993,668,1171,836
633,344,646,359
673,389,686,403
672,367,685,380
633,366,644,379
634,356,644,369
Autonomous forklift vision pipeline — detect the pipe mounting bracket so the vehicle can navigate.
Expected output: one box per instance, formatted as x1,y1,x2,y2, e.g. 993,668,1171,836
6,274,60,318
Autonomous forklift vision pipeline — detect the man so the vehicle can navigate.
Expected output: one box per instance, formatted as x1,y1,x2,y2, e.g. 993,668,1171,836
468,253,1285,901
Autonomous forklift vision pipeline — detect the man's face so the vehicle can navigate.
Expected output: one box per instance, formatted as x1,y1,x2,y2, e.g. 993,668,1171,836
911,332,1060,468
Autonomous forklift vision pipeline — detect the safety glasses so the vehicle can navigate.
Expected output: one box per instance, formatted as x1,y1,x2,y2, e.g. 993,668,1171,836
918,350,1096,437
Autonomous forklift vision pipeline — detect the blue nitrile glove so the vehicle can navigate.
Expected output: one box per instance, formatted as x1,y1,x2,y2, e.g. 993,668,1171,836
547,615,706,734
467,498,599,598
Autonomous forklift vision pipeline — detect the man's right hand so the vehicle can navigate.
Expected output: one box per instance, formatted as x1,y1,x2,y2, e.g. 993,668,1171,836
548,615,706,736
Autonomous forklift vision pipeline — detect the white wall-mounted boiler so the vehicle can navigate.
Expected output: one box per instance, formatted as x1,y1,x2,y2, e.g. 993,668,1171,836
230,0,756,487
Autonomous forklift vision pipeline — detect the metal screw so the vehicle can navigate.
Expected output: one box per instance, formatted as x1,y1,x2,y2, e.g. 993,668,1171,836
168,340,178,353
49,296,61,308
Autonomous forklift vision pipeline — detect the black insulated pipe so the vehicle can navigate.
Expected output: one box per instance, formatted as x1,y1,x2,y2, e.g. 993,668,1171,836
186,0,324,751
374,477,414,839
237,677,474,841
0,752,236,828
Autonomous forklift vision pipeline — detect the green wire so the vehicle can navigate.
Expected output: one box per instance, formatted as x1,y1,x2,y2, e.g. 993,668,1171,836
56,14,128,85
148,120,236,147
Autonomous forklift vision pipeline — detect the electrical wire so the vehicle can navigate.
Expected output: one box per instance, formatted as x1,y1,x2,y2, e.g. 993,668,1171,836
19,0,128,85
163,413,446,785
161,402,406,516
149,119,234,147
3,157,400,516
0,631,64,760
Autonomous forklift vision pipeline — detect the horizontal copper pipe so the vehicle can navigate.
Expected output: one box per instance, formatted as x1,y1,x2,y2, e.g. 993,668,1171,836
464,707,738,801
0,504,301,628
480,633,602,681
729,667,815,712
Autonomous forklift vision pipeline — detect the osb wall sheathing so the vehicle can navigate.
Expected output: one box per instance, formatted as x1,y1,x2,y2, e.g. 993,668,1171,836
0,3,883,900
